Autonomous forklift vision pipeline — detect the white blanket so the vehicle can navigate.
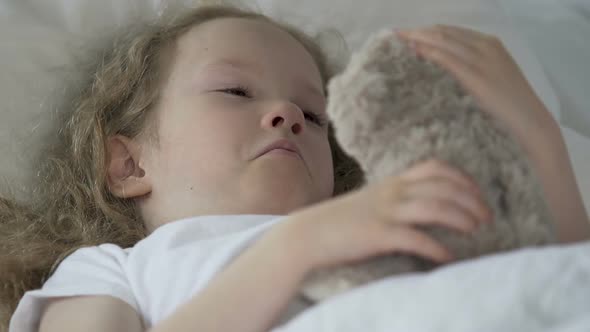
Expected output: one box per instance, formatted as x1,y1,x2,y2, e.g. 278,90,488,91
274,242,590,332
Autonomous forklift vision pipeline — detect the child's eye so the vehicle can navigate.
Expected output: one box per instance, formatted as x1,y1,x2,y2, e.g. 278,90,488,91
304,111,329,127
217,86,327,128
219,86,251,98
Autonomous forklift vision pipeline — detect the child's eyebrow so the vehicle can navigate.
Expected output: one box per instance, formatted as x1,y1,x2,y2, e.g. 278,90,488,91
200,59,326,100
201,59,260,76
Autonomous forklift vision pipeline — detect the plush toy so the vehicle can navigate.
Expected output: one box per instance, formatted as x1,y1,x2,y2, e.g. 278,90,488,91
296,29,557,304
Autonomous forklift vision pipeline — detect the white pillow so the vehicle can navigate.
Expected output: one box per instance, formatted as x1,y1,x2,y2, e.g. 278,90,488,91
498,0,590,140
0,0,587,212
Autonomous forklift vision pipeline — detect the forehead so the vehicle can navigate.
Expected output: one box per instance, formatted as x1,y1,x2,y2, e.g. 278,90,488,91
171,17,324,90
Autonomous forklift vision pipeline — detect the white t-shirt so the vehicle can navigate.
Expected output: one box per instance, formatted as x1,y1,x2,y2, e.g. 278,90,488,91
9,214,287,331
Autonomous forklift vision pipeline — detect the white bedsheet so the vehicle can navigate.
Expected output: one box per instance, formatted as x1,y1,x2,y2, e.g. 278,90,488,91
274,241,590,332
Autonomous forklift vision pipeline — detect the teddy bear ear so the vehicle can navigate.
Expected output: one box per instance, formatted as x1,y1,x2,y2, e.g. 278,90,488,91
314,28,350,77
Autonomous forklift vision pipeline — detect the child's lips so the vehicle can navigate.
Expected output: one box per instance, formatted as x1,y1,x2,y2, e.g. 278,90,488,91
256,138,302,160
264,148,301,159
254,139,312,178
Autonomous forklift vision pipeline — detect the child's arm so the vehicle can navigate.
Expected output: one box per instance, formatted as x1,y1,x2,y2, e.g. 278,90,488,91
40,296,144,332
396,25,590,243
516,112,590,243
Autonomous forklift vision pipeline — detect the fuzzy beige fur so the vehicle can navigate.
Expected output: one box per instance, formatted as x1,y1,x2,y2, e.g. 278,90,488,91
296,29,556,304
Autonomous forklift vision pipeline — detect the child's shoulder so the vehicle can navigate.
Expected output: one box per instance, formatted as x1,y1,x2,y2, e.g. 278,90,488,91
139,214,285,245
45,243,131,289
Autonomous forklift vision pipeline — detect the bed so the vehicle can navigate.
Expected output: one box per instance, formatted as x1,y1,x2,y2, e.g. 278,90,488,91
1,1,589,331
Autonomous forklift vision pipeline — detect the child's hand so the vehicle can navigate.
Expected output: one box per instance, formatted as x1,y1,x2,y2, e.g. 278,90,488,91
395,25,554,142
273,159,493,271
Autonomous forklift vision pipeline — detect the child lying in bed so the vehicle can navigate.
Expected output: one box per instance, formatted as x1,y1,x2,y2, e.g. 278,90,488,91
3,3,590,332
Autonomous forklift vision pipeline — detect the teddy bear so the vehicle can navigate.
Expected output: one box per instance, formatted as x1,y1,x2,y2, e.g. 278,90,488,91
294,29,557,305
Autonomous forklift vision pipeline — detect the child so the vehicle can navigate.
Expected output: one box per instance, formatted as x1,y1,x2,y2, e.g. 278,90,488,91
3,4,589,332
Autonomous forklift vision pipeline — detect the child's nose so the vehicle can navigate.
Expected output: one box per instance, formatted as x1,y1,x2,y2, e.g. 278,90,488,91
261,101,306,135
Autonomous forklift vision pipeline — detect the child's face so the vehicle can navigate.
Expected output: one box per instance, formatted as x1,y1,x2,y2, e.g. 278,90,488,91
141,18,334,228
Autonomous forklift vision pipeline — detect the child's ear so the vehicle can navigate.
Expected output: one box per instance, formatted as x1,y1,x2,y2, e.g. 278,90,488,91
106,135,152,199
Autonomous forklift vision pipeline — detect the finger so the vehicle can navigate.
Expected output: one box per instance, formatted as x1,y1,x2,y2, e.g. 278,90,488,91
401,159,481,195
384,226,455,263
431,24,504,54
403,178,493,224
397,25,495,55
429,25,495,46
410,41,486,106
395,25,481,63
391,197,481,234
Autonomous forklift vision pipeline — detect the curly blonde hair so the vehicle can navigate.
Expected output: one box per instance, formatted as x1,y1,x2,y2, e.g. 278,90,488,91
0,4,363,330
